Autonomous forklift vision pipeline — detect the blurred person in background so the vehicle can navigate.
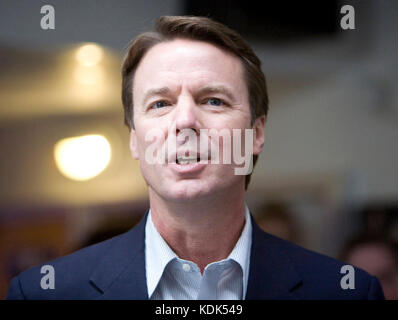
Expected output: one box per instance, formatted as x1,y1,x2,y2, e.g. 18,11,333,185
255,202,300,244
339,235,398,300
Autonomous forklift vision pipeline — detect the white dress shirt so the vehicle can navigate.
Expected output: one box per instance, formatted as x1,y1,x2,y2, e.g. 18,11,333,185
145,206,252,300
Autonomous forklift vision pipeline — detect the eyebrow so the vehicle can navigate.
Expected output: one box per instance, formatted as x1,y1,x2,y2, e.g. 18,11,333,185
141,84,237,106
142,87,172,107
196,85,236,103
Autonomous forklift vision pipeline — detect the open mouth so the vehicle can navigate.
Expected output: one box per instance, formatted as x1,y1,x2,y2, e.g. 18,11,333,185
169,153,208,174
176,156,200,165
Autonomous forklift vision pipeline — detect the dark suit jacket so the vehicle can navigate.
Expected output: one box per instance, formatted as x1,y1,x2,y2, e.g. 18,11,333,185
7,213,385,299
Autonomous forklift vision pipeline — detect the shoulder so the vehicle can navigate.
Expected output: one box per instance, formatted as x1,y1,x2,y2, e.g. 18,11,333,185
6,230,128,300
252,228,385,299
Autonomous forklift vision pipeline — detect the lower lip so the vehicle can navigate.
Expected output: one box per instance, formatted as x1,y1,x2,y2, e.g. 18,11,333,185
168,160,208,175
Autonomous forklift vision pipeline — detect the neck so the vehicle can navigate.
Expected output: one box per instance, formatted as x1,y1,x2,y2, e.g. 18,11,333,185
149,187,246,273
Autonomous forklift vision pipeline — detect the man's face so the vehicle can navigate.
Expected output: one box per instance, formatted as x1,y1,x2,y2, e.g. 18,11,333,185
130,39,264,202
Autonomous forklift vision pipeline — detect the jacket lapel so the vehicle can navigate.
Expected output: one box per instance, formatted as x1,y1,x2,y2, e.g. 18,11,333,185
89,213,149,300
246,215,303,300
89,212,303,300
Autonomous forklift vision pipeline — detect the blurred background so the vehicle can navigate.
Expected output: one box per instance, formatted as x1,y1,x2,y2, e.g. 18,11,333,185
0,0,397,299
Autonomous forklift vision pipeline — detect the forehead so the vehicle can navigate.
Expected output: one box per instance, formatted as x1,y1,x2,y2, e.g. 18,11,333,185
133,38,247,96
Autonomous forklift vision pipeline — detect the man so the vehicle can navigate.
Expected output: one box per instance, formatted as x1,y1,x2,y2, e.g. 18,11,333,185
7,16,384,300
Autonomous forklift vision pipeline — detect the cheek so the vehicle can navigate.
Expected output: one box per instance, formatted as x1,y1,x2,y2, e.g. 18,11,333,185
210,110,251,129
136,123,175,166
209,128,249,161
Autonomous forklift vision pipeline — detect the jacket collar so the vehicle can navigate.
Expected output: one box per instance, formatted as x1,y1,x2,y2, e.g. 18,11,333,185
89,212,303,300
89,212,149,299
245,215,303,299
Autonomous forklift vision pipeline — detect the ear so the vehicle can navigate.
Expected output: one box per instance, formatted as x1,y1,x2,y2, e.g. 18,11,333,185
129,128,139,160
252,115,266,156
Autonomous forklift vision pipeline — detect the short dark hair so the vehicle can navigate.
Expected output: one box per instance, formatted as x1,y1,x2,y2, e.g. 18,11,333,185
121,15,269,189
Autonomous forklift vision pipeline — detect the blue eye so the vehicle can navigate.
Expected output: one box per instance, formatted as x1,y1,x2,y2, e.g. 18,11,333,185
151,101,169,109
207,98,224,106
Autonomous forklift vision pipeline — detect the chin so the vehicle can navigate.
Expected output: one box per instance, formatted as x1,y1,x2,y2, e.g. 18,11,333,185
162,179,216,202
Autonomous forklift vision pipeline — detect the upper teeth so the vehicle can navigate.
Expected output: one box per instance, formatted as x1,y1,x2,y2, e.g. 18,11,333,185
177,157,197,164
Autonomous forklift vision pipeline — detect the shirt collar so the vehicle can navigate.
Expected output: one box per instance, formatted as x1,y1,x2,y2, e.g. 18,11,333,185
228,205,252,298
145,205,252,298
145,211,177,297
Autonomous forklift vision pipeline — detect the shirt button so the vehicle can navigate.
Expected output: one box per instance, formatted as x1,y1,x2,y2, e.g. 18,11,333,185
182,263,191,272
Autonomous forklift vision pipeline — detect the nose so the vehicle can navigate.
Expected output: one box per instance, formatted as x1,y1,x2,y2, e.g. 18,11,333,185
174,95,199,134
